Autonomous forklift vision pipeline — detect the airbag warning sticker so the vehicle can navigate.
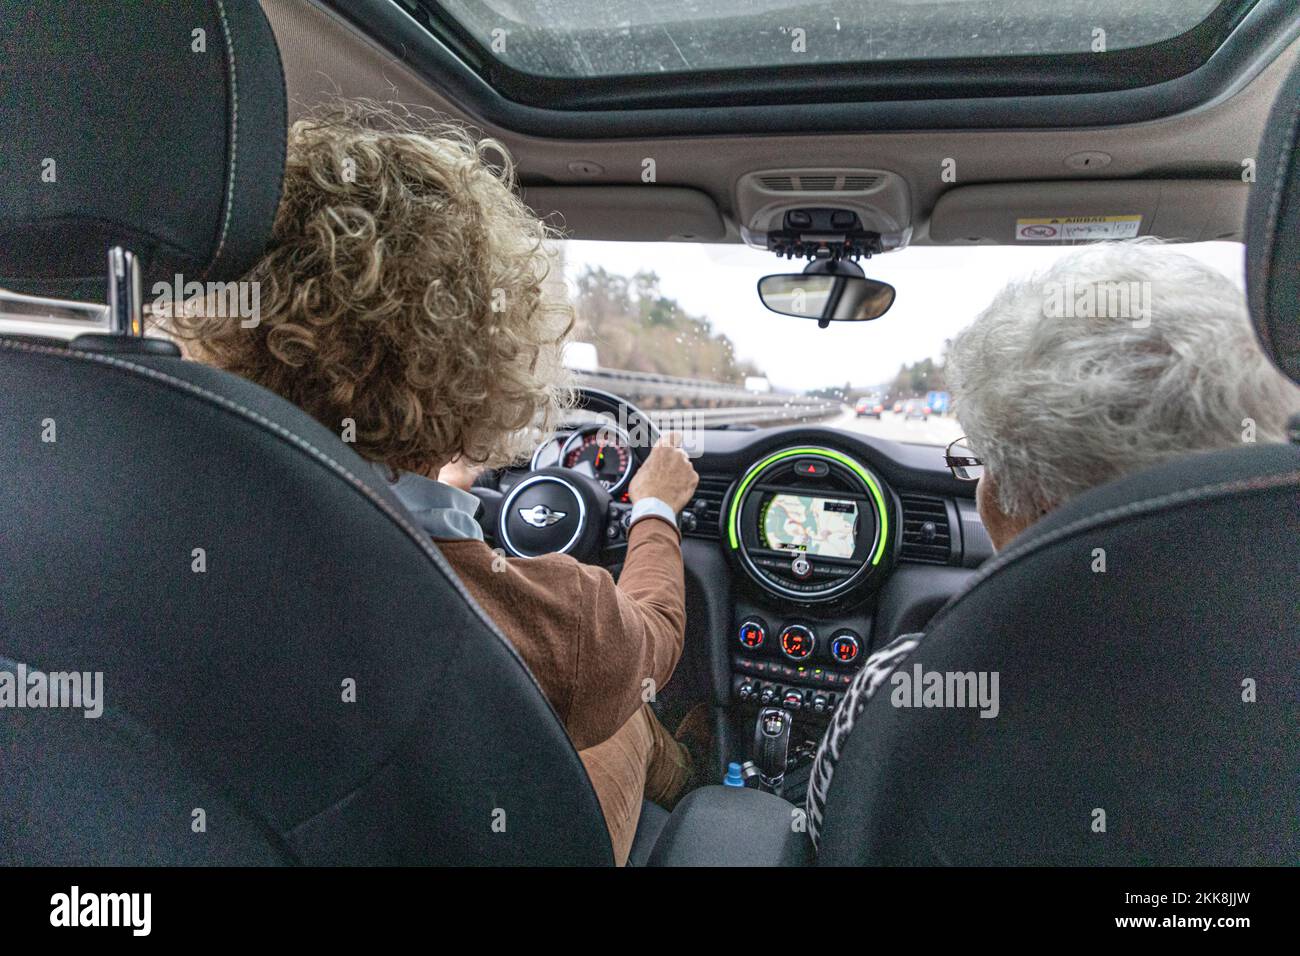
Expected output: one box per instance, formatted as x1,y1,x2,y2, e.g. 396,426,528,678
1015,215,1142,241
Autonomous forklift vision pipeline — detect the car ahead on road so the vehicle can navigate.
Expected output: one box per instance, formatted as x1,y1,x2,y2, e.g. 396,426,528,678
1,0,1297,880
854,397,884,418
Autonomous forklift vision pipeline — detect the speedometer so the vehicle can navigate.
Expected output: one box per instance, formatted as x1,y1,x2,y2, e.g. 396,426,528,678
559,425,633,493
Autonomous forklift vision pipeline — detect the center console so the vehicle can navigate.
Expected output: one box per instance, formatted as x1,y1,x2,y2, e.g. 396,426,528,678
731,611,867,717
717,445,898,790
728,600,877,787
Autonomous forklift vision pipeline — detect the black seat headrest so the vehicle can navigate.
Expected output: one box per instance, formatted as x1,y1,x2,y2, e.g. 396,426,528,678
0,0,286,301
1246,52,1300,386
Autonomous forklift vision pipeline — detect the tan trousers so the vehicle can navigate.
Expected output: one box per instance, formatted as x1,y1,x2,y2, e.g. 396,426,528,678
579,704,690,866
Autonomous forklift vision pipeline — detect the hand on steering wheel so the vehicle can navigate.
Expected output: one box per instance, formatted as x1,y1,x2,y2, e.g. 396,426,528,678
492,389,670,564
629,432,700,514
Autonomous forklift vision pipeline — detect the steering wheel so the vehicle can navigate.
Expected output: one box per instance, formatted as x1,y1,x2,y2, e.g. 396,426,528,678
490,388,660,565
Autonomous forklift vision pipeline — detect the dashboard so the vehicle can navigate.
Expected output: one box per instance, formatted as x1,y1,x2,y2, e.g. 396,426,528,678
497,416,995,792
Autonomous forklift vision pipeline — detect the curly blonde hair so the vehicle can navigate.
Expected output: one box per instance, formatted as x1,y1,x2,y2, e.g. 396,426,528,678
169,101,574,471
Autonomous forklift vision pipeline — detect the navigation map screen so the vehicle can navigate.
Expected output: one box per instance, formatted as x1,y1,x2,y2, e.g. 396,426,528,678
760,494,858,559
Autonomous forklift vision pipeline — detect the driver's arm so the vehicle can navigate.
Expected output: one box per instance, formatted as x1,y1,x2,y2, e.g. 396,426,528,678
562,435,699,749
440,437,698,751
561,517,682,748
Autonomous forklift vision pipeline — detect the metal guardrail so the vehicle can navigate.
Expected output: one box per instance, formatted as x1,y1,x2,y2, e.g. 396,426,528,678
575,367,842,428
578,367,828,406
647,404,844,427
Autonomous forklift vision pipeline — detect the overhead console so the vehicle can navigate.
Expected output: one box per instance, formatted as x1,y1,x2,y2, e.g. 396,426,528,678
737,168,912,256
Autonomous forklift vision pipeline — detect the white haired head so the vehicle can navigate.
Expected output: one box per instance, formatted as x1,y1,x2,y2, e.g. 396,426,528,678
946,239,1300,522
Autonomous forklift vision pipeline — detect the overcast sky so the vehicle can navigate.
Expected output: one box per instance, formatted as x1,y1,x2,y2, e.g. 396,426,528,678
562,240,1246,392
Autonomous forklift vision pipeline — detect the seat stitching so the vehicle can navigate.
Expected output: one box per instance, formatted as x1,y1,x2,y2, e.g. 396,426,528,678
1255,76,1300,351
926,467,1300,635
202,0,239,277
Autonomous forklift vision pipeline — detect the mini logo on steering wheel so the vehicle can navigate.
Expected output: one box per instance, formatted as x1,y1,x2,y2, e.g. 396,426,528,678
519,504,567,528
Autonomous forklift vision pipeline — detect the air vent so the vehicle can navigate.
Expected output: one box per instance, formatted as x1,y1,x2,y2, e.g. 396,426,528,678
898,494,953,564
797,175,837,191
685,473,733,539
842,174,882,190
755,173,883,193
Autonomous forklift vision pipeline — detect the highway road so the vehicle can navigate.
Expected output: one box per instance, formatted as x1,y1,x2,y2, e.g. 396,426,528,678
824,406,964,447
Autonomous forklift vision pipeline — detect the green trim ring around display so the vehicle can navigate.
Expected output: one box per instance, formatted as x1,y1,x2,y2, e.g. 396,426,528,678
727,447,889,566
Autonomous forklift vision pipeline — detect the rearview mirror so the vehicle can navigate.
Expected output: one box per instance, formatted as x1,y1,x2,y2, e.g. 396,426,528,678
757,273,895,323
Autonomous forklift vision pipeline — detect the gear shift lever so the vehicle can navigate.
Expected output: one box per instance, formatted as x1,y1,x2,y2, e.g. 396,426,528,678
752,707,792,792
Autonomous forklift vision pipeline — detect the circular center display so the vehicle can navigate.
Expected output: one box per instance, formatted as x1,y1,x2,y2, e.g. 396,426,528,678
760,495,859,559
726,447,890,602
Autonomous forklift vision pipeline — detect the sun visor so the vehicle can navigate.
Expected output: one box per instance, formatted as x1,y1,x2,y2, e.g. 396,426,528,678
929,180,1249,245
522,187,726,241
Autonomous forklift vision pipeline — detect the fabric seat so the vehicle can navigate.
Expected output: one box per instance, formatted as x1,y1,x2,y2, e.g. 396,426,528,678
0,0,617,866
628,801,671,867
813,53,1300,866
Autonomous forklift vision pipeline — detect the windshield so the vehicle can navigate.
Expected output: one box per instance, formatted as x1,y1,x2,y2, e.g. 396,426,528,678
556,240,1245,447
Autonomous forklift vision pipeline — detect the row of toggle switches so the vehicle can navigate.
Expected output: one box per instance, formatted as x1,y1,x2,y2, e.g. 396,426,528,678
734,676,841,716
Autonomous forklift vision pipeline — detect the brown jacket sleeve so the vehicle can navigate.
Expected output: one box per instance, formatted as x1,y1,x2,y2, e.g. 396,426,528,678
564,516,685,749
435,514,685,751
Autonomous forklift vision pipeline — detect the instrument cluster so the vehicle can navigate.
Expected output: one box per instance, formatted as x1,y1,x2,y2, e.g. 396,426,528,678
531,422,636,495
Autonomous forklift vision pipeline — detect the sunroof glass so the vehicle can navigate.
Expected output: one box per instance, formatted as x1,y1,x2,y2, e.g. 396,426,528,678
431,0,1228,79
